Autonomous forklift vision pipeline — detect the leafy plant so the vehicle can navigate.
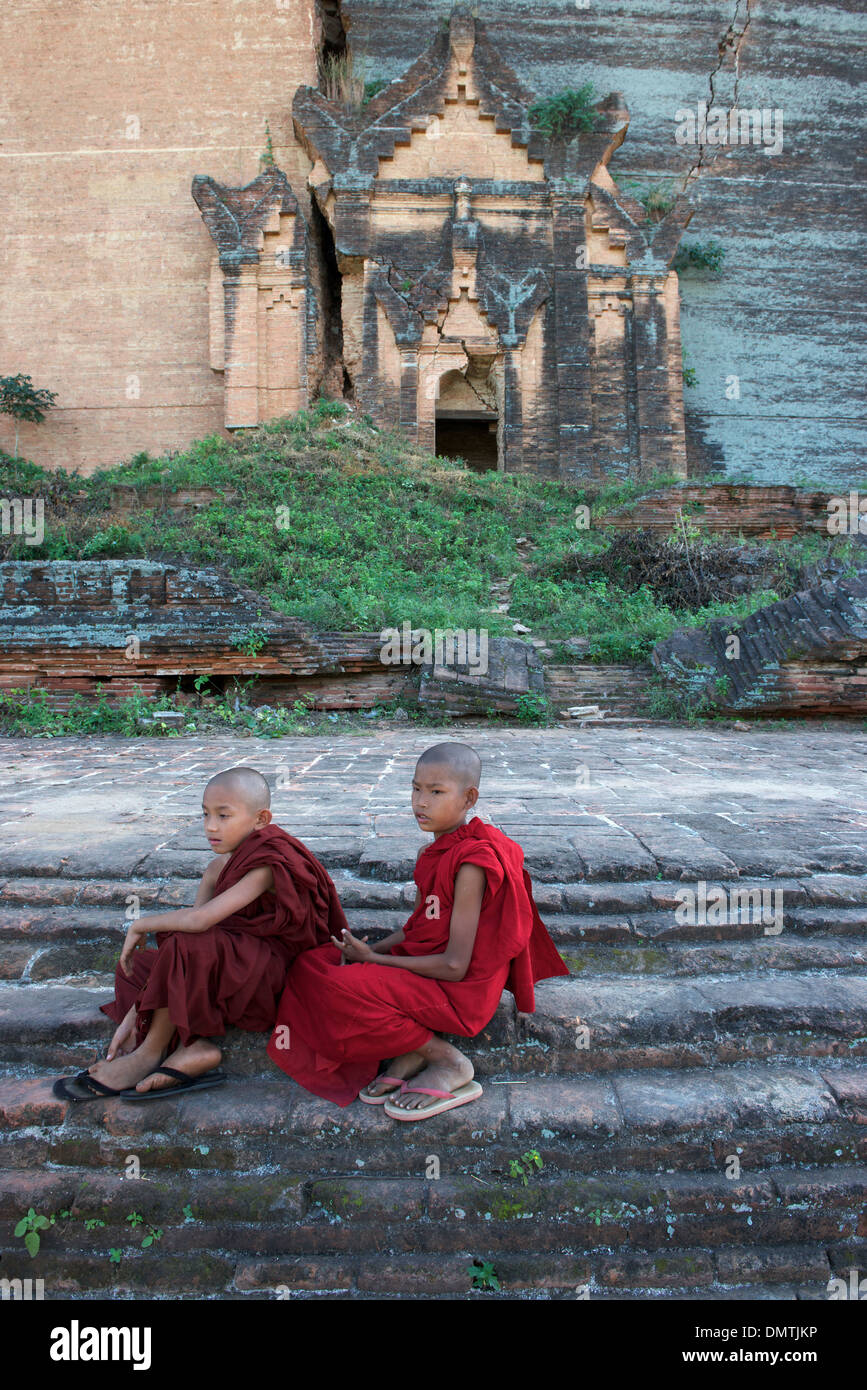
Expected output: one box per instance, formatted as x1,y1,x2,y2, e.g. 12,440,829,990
528,83,600,140
508,1149,543,1187
362,79,388,107
14,1208,51,1258
0,374,58,458
514,692,550,726
673,239,726,274
259,120,275,170
467,1258,501,1291
233,616,269,657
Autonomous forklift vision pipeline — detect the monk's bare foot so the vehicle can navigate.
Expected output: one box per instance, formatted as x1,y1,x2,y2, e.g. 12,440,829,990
87,1045,164,1093
387,1039,474,1112
134,1039,222,1093
360,1050,426,1100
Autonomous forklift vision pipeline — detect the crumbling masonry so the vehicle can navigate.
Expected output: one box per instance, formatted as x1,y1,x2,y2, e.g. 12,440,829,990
192,7,693,480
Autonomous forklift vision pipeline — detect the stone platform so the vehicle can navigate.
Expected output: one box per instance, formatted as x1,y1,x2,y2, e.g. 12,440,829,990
0,726,865,1299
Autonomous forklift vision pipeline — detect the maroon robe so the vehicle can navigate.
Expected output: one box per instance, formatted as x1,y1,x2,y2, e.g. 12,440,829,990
100,824,348,1049
266,816,569,1105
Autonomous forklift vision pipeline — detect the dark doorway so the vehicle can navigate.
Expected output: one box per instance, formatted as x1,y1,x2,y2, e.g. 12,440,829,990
435,416,498,472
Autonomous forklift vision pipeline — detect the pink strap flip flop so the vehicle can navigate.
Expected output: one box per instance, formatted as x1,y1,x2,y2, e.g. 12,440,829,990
358,1074,408,1105
383,1079,483,1121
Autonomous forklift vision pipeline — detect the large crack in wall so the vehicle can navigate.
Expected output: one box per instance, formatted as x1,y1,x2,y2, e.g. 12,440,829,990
680,0,753,193
309,0,353,400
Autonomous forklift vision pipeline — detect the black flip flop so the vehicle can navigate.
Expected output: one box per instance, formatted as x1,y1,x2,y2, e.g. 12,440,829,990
52,1071,131,1103
117,1065,228,1102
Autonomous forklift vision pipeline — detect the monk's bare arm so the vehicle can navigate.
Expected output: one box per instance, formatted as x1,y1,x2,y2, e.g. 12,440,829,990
132,868,274,937
119,866,275,976
334,865,485,981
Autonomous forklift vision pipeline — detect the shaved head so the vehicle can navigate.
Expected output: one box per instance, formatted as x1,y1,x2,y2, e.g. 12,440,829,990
205,766,271,812
415,742,482,790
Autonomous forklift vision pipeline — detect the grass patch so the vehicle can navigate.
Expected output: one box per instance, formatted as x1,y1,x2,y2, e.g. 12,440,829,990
1,399,860,674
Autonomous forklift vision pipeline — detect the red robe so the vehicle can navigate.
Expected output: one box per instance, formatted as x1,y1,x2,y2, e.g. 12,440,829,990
101,824,348,1049
266,816,569,1105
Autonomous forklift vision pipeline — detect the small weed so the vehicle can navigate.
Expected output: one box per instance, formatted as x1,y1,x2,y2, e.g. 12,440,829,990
140,1225,163,1250
509,1149,543,1187
528,84,601,140
514,692,550,726
14,1208,50,1258
467,1258,501,1291
673,239,726,274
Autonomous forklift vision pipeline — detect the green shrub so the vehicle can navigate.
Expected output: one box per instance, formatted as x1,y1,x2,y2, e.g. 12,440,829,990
528,84,600,140
673,240,726,274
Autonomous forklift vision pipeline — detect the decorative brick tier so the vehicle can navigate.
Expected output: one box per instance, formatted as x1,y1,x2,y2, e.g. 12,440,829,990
600,484,841,538
652,573,867,715
0,560,397,709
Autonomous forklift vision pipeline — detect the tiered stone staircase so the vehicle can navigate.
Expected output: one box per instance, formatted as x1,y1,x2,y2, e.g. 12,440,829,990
1,847,865,1300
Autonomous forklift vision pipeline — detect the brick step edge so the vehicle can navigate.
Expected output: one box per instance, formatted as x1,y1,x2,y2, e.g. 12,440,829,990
7,1034,867,1084
0,1245,855,1299
1,1163,863,1229
0,1068,864,1171
4,899,867,940
5,862,867,896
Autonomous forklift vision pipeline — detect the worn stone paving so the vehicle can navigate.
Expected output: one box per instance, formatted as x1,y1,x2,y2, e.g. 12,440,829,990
0,726,865,1299
0,725,865,883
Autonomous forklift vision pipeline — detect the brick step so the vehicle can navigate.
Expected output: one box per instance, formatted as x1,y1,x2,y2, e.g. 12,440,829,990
562,937,867,977
1,1064,863,1177
7,931,867,990
1,1165,862,1255
2,889,866,986
2,974,865,1076
8,861,867,906
0,1244,853,1300
520,972,867,1071
3,869,867,913
0,1174,861,1298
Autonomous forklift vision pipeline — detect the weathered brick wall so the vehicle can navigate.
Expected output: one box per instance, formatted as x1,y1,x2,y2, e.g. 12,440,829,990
0,559,397,706
341,0,867,487
599,483,840,537
652,572,867,715
1,2,864,485
0,0,320,474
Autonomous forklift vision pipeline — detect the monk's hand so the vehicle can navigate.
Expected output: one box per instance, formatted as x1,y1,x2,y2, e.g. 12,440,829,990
331,928,375,964
106,1006,137,1060
119,923,147,978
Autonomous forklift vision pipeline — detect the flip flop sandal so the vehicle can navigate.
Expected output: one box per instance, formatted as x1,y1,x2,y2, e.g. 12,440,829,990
117,1065,228,1102
383,1080,483,1122
52,1071,131,1103
359,1073,412,1105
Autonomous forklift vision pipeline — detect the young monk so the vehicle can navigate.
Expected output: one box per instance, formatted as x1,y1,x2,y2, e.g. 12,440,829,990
266,742,569,1118
53,766,348,1102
